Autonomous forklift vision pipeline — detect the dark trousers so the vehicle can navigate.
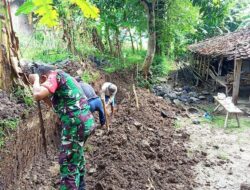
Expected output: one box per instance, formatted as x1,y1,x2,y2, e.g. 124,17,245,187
88,97,106,126
79,176,85,190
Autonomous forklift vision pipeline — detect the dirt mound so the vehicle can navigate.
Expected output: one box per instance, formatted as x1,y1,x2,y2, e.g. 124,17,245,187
11,67,199,190
55,59,83,76
0,90,25,120
16,88,198,190
85,88,198,190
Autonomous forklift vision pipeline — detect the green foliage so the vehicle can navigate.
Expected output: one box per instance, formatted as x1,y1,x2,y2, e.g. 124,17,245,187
203,115,250,132
192,0,235,39
81,70,100,83
102,49,146,74
13,86,34,106
70,0,99,18
136,75,152,89
225,0,250,30
16,0,99,27
19,29,77,63
151,55,174,77
16,0,59,27
163,0,201,57
0,119,19,148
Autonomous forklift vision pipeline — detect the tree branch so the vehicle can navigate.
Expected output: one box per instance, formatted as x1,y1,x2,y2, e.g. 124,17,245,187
140,0,150,11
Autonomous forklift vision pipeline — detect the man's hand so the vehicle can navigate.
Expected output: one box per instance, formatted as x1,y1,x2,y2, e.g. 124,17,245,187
28,74,39,85
105,103,109,109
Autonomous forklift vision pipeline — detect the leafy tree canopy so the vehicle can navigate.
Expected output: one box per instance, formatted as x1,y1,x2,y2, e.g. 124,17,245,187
16,0,99,27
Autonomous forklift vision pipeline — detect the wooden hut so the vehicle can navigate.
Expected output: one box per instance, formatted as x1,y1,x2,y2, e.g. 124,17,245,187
188,28,250,104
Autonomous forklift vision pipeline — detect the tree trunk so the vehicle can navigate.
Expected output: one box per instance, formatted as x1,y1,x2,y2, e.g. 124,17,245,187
128,28,135,54
105,24,113,55
139,30,143,50
92,27,105,52
141,0,156,78
114,28,122,58
62,19,76,55
0,0,23,92
155,0,166,55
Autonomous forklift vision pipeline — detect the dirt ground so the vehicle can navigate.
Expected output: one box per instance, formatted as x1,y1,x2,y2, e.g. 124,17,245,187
8,68,202,190
85,88,200,190
2,61,250,190
16,87,200,190
177,116,250,190
0,89,27,120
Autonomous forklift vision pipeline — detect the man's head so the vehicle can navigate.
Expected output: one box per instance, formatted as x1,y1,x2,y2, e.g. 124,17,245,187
108,84,117,93
27,63,56,83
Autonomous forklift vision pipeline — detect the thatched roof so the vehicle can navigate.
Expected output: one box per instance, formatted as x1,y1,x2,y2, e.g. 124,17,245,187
188,28,250,60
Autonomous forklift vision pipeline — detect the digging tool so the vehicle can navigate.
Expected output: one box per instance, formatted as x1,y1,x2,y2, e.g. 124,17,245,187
101,99,109,130
37,101,48,158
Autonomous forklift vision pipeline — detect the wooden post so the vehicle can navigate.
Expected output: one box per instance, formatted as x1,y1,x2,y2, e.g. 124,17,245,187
206,57,210,81
202,56,206,77
232,59,242,104
132,84,139,109
101,99,109,130
218,56,223,76
198,56,202,76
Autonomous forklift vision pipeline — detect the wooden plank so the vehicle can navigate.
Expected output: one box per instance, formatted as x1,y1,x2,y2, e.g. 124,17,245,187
214,96,243,114
232,59,242,104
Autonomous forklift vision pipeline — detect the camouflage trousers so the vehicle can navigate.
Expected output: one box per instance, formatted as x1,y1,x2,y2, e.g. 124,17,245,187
59,113,95,190
59,124,85,190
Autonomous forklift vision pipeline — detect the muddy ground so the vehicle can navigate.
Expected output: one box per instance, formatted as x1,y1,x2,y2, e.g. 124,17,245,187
17,87,201,190
8,67,202,190
85,88,201,190
2,61,250,190
0,89,30,120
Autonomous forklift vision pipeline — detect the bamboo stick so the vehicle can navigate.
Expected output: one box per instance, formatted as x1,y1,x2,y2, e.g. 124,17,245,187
101,99,109,130
132,84,139,109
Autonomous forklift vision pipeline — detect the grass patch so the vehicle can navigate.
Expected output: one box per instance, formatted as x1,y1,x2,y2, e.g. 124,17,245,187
12,86,34,106
81,70,100,83
151,55,174,77
198,104,250,132
174,120,183,129
201,114,250,133
102,49,146,74
0,119,19,148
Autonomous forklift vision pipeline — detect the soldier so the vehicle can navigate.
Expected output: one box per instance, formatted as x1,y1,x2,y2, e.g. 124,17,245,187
28,64,95,190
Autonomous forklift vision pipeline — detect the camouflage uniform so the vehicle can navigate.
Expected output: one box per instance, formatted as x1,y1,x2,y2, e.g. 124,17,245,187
43,70,95,190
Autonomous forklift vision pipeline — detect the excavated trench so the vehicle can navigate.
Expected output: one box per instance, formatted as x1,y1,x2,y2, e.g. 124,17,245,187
0,64,201,190
0,108,59,190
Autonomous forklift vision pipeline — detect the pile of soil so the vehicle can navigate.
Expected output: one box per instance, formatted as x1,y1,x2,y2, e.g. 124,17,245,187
85,88,198,190
55,59,83,76
14,68,200,190
17,88,199,190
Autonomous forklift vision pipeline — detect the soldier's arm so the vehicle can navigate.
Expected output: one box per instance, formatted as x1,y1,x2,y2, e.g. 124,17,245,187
30,74,51,101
